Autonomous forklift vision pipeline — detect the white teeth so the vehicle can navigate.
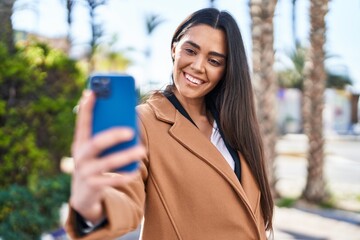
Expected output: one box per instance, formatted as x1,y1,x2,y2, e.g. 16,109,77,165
185,73,204,85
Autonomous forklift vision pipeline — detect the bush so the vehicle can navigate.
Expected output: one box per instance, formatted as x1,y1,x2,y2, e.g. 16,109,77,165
0,174,71,240
0,41,84,188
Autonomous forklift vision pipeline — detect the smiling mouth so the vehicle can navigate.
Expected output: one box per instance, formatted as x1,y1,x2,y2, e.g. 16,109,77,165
184,73,205,85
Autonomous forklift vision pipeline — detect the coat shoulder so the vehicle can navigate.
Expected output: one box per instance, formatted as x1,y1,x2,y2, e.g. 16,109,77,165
137,92,175,124
137,101,154,118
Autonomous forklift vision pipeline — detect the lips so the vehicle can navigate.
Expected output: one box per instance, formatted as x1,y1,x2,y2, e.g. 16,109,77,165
184,73,205,85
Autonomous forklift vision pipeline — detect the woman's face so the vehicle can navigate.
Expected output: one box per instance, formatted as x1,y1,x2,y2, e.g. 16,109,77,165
171,24,227,101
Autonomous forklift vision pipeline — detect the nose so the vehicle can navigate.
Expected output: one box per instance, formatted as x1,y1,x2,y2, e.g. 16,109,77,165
190,56,205,73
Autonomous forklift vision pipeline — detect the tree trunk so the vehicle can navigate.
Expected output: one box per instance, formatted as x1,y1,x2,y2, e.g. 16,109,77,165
0,0,16,53
250,0,278,197
291,0,300,47
302,0,329,203
351,94,359,125
86,0,107,72
65,0,75,54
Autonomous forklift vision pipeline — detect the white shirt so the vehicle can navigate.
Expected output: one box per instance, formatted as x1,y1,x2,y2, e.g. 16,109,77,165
210,121,235,170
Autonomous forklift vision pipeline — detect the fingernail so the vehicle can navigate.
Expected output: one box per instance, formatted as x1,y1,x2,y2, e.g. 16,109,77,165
81,90,93,104
83,90,92,97
123,128,134,137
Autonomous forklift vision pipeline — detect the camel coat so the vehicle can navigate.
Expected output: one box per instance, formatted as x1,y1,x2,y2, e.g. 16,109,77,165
65,92,267,240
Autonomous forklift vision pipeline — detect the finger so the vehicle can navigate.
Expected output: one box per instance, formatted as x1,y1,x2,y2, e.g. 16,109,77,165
73,90,95,151
88,171,140,188
73,172,139,198
99,145,145,173
83,127,135,159
81,145,145,176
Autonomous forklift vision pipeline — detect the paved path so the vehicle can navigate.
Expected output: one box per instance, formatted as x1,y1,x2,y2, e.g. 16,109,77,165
276,134,360,211
273,206,360,240
273,134,360,240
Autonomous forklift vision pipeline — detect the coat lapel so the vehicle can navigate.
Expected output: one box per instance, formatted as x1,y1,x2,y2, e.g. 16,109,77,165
170,110,241,188
146,93,260,219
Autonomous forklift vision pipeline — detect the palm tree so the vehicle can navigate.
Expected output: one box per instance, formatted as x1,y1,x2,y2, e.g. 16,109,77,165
249,0,278,196
301,0,329,203
86,0,108,71
0,0,16,53
277,45,307,89
291,0,300,47
63,0,75,53
144,13,165,58
93,35,132,72
144,13,165,91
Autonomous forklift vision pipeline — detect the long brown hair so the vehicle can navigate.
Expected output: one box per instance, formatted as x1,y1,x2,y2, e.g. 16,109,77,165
170,8,274,231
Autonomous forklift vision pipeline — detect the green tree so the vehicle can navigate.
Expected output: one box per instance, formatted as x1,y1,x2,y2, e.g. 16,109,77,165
62,0,76,52
0,0,16,53
0,174,71,239
327,72,352,89
144,13,165,90
86,0,108,71
0,41,83,188
277,45,352,90
277,45,307,89
291,0,299,46
92,35,132,71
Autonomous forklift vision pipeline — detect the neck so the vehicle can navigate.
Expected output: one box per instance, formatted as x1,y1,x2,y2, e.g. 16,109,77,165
173,90,207,118
172,90,214,139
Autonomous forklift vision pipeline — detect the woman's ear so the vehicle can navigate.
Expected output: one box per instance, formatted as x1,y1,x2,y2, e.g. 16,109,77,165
171,43,177,61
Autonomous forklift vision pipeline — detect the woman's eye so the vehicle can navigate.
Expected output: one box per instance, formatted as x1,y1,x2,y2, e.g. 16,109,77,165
185,48,196,55
209,59,221,66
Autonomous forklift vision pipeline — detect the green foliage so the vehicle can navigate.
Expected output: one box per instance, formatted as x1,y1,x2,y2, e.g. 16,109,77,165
92,36,132,72
277,46,306,89
318,195,337,209
276,197,297,208
0,41,84,188
326,72,352,89
145,13,165,35
0,173,71,240
277,45,352,90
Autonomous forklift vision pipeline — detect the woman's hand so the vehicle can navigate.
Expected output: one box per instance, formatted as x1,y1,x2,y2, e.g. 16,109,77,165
69,90,145,223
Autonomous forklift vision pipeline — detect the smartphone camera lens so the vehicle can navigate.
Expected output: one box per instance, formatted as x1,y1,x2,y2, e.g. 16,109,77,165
92,78,101,88
101,78,110,85
92,77,110,98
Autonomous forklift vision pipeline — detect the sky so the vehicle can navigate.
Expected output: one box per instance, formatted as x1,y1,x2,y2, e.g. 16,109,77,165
11,0,360,92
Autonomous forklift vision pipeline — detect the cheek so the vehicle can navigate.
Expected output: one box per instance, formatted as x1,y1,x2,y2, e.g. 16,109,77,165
209,68,226,84
172,53,187,74
172,59,181,76
172,60,183,83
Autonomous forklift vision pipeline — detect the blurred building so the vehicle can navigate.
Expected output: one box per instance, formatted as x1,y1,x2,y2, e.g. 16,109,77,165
278,88,360,135
278,88,302,134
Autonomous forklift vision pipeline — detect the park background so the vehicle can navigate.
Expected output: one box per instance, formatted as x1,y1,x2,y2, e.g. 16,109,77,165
1,0,360,239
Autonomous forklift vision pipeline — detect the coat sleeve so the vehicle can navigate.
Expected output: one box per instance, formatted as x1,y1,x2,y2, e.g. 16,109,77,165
64,115,150,240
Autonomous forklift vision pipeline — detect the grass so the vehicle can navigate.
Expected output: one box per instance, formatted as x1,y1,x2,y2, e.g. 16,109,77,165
276,197,298,208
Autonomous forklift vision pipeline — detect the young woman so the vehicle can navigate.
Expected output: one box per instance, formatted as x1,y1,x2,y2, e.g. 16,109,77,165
66,8,274,240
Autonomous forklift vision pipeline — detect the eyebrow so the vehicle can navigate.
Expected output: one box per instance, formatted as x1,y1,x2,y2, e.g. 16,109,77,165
185,40,227,59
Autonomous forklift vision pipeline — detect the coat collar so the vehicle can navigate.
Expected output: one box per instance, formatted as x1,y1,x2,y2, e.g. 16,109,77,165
146,92,261,218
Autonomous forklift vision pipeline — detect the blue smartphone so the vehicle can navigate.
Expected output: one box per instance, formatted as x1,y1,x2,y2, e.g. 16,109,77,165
88,73,139,172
